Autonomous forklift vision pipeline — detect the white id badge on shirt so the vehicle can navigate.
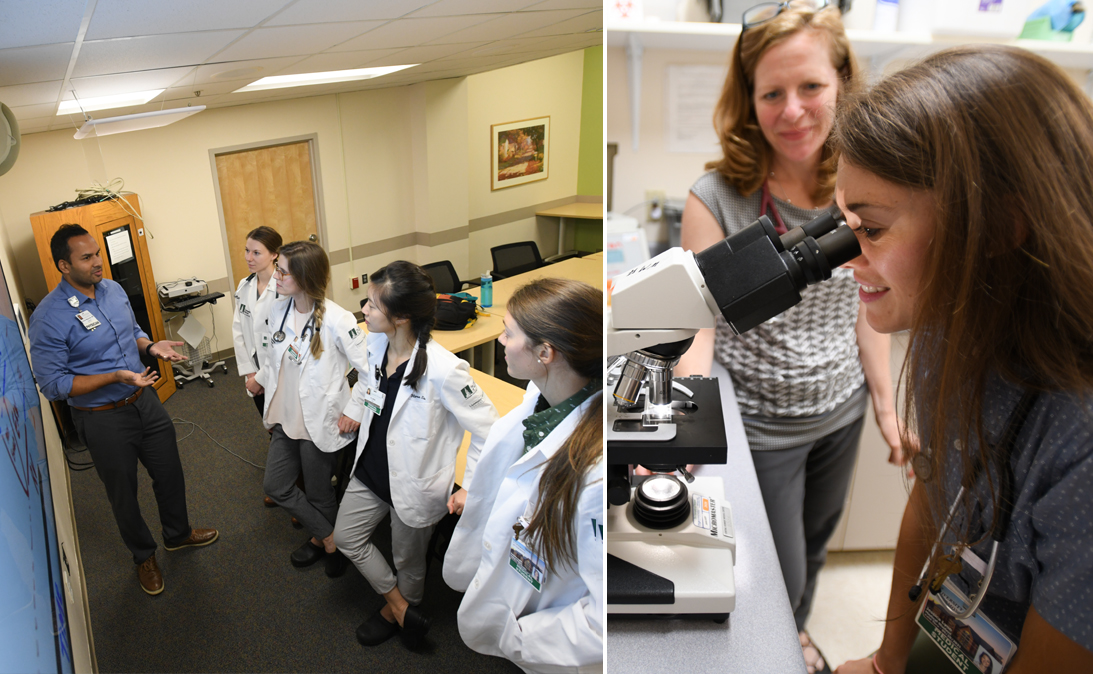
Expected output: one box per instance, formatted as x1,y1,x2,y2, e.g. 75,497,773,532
509,518,546,592
363,385,385,415
915,558,1017,673
76,310,101,331
287,341,304,364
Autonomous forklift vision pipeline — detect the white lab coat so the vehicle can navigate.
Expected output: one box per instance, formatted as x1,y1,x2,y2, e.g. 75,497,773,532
351,331,499,528
255,297,369,453
443,383,604,674
230,273,277,377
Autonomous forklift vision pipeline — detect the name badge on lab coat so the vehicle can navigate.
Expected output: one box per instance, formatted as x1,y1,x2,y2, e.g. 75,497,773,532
363,385,385,415
76,310,101,331
509,517,546,592
287,340,304,364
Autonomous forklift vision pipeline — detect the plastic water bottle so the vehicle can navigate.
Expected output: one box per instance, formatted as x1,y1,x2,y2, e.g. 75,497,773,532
480,271,493,308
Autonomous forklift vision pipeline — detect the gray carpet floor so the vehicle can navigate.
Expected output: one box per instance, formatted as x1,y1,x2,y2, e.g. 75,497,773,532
66,356,522,674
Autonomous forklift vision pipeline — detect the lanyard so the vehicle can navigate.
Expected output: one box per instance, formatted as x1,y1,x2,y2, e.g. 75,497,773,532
759,180,789,235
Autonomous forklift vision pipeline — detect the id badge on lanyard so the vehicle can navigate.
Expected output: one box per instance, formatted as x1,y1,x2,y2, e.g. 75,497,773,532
509,481,547,592
287,339,305,364
76,310,101,331
363,365,385,415
915,546,1017,673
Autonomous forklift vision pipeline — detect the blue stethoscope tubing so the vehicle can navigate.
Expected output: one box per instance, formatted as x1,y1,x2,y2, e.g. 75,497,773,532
273,297,315,344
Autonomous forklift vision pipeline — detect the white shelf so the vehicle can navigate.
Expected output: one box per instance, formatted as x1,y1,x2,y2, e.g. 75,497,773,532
606,19,1093,69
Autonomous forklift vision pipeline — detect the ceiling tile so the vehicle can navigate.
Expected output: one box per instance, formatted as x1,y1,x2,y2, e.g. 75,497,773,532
193,57,306,85
0,43,73,87
408,0,540,17
427,9,588,44
85,0,294,40
0,80,63,108
266,0,435,25
460,36,552,57
522,0,602,9
362,43,478,67
213,22,384,61
67,66,196,100
329,15,493,51
10,103,59,120
518,10,600,38
0,0,85,49
74,32,246,78
271,50,406,76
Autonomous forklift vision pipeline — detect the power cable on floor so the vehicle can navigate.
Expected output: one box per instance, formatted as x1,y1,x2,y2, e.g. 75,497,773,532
172,417,265,469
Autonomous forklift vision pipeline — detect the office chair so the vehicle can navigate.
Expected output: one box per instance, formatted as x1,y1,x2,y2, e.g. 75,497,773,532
490,241,545,279
421,260,480,294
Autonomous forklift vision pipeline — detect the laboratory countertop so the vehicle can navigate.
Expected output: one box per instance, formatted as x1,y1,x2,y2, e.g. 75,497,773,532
607,361,807,673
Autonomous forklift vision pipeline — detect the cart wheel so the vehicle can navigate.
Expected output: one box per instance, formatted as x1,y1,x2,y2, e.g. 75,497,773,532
207,380,215,388
221,364,229,374
203,360,210,369
176,380,184,389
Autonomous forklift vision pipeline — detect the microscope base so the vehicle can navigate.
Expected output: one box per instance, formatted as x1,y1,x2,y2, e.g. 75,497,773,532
606,476,736,620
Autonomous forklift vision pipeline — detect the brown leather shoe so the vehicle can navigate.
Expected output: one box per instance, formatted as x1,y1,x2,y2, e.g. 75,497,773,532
164,528,219,551
264,496,278,508
138,554,164,595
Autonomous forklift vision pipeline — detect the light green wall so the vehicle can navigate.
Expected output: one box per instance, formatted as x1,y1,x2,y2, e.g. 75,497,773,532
576,45,603,197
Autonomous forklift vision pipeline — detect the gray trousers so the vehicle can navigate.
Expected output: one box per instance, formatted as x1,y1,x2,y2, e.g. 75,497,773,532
71,390,191,564
332,477,434,605
751,416,864,633
263,424,339,540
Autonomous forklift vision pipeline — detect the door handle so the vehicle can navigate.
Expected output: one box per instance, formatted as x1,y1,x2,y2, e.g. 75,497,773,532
309,234,318,243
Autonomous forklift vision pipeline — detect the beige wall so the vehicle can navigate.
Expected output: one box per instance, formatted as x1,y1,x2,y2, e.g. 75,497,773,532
0,50,588,351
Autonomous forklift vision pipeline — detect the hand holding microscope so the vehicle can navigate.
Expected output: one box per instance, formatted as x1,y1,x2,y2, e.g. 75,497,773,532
606,210,861,621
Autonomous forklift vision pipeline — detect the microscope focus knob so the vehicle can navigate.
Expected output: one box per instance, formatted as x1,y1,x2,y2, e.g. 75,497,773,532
608,476,632,507
633,474,691,529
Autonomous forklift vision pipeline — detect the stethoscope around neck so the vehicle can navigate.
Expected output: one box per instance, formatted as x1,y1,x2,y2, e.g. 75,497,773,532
272,297,315,344
908,390,1038,621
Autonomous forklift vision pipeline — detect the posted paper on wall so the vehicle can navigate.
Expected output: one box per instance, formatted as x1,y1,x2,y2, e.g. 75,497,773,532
666,65,724,154
105,230,134,265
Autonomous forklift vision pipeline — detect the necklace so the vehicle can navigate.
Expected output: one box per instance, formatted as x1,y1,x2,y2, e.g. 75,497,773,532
769,170,792,204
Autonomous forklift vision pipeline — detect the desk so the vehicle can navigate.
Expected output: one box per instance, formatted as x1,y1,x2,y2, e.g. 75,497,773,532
535,202,603,255
585,251,604,261
607,361,806,673
454,368,525,485
466,257,603,312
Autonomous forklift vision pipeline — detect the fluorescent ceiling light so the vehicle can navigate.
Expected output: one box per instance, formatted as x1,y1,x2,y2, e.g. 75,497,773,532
233,65,418,93
57,89,164,116
73,106,205,140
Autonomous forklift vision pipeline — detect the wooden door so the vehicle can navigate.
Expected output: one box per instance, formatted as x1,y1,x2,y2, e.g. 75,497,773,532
29,195,177,402
215,141,320,291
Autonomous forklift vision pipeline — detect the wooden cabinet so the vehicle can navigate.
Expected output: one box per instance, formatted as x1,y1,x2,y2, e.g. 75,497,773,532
30,194,176,402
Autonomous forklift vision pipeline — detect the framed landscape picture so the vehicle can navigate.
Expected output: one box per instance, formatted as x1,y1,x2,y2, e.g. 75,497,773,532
491,116,549,190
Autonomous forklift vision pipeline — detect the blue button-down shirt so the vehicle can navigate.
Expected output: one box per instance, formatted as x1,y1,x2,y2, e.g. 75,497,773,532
28,278,149,407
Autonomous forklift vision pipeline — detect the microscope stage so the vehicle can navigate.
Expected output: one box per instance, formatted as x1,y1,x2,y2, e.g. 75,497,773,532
607,476,736,621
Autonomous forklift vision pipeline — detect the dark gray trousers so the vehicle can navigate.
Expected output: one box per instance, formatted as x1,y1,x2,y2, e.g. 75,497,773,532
71,390,191,564
750,416,864,633
263,424,339,540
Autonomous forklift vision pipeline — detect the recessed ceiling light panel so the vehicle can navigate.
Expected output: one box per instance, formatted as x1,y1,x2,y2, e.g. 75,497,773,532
233,65,418,93
57,89,164,116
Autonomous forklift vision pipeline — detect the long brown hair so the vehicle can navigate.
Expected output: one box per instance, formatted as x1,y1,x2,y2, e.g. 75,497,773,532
278,241,330,360
832,45,1093,542
369,261,436,390
507,278,602,572
708,0,859,204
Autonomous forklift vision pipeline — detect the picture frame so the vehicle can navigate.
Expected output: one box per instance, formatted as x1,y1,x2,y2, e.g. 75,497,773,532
491,116,549,190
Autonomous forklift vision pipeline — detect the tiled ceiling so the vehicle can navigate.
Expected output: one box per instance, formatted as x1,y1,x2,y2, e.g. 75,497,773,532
0,0,602,135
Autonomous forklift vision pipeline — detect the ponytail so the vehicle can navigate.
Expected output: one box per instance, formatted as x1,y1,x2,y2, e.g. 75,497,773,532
310,299,326,360
522,392,603,572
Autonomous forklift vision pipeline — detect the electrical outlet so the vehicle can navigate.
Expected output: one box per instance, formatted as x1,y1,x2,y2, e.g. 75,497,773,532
350,276,359,290
645,189,666,222
360,274,368,285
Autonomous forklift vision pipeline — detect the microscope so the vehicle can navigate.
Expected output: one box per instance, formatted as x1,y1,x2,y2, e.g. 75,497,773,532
606,211,860,621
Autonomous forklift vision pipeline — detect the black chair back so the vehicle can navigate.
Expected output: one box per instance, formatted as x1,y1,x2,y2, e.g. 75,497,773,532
421,260,461,294
491,241,543,279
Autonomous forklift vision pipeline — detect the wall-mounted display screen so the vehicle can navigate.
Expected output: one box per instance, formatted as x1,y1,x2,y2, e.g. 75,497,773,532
0,255,73,674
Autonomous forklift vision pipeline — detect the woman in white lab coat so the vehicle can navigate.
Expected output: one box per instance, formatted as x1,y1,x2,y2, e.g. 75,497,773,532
443,278,603,674
257,241,370,577
230,225,281,416
332,260,498,650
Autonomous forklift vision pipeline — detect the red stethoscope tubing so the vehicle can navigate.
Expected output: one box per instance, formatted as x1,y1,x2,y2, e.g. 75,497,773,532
760,180,789,235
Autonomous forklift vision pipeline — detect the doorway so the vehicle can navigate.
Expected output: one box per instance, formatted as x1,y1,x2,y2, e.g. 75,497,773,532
211,137,325,292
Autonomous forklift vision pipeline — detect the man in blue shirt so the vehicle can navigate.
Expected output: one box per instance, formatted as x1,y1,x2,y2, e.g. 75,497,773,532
28,224,218,596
